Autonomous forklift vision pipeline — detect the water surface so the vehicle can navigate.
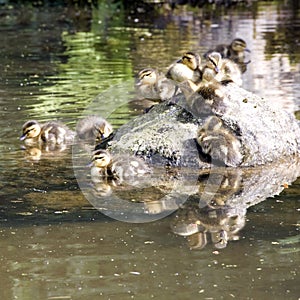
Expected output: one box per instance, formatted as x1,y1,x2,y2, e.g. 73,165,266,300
0,1,299,299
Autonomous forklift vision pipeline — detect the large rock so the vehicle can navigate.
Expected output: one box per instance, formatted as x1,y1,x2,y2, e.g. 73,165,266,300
110,83,300,168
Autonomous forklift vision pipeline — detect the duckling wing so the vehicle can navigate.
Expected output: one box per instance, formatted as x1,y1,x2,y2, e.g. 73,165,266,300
156,78,179,101
214,45,229,58
166,63,195,83
217,59,242,86
41,121,75,144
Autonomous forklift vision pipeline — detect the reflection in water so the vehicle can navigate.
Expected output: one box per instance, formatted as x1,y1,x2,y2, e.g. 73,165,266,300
170,158,300,249
172,203,245,250
74,146,300,250
21,145,71,162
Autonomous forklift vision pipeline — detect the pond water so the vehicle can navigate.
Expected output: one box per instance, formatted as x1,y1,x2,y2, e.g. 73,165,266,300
0,1,299,299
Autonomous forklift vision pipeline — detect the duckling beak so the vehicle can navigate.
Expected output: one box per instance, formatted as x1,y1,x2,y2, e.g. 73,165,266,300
20,134,26,141
177,58,183,63
245,48,251,53
214,66,220,73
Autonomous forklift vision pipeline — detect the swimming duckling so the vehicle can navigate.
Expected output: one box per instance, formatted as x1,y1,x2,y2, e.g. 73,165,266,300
135,68,179,101
20,120,75,145
89,149,151,183
204,38,250,62
76,115,113,144
166,51,202,84
196,116,243,167
203,52,242,86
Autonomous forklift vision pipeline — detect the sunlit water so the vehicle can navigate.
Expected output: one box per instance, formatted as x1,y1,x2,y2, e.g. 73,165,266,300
0,1,299,299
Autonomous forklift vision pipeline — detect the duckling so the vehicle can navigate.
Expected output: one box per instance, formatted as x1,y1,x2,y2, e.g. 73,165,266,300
89,149,151,183
196,116,243,167
204,38,250,62
179,70,226,117
135,68,179,102
194,68,225,100
166,51,202,84
76,115,113,144
20,120,75,145
203,52,242,86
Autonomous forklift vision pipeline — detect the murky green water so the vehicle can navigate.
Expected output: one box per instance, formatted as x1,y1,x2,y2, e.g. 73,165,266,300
0,1,299,299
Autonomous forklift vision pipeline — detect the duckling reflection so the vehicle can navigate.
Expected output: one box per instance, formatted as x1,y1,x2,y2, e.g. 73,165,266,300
170,196,246,250
204,38,250,63
22,143,70,162
76,115,113,144
135,68,179,102
89,149,152,185
166,51,202,84
90,180,113,197
20,120,75,146
197,116,243,167
203,52,242,86
23,147,42,162
187,232,208,250
198,168,243,207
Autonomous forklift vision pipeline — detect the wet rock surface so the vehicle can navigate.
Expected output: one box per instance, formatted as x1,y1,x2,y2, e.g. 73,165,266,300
110,83,300,168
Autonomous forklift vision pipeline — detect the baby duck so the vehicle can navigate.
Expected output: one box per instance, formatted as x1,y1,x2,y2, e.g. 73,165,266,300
196,116,243,167
205,38,250,62
135,68,179,101
194,68,225,100
20,120,75,145
166,51,202,84
203,52,242,86
89,149,151,183
179,70,226,117
76,115,113,144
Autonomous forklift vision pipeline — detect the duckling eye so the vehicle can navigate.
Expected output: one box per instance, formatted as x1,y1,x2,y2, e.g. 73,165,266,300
142,71,153,78
96,154,107,160
183,56,191,62
24,127,34,135
209,57,217,68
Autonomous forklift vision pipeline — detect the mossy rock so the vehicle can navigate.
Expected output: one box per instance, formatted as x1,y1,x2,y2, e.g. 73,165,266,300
110,83,300,168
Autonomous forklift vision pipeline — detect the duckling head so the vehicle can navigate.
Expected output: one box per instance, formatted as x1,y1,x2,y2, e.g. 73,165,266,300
20,120,41,141
136,68,158,86
181,52,201,71
206,52,222,73
91,149,112,168
95,120,113,141
231,38,250,53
